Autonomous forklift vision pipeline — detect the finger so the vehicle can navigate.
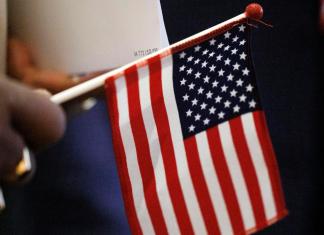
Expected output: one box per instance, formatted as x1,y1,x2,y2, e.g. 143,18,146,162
70,69,110,85
80,69,110,80
7,38,34,78
22,68,78,93
0,79,66,149
34,89,52,97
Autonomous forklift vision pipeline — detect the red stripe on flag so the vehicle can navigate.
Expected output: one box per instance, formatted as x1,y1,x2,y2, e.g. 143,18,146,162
229,117,267,228
148,56,194,234
252,111,287,215
125,66,168,235
184,136,221,235
206,126,245,234
105,78,143,235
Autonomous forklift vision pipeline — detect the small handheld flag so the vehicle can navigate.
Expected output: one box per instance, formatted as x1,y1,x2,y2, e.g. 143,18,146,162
1,3,286,234
104,3,287,235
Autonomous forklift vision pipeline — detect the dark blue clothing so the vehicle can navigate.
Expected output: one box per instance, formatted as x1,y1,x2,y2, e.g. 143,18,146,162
1,99,131,234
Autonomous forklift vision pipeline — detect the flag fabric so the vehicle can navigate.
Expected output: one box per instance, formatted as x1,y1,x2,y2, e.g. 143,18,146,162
105,22,287,235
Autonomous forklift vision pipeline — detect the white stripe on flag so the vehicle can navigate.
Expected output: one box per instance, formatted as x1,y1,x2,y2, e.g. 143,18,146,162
161,55,207,235
241,113,277,219
218,121,256,229
115,76,155,235
137,65,180,234
195,131,233,235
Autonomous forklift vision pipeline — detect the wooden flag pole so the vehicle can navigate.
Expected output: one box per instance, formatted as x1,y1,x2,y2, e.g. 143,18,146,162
51,3,263,105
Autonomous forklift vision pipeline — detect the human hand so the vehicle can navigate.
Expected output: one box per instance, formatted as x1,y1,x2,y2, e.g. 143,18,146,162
0,77,65,178
7,38,80,93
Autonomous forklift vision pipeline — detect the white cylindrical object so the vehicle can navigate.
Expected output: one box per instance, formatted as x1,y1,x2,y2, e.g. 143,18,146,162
8,0,167,74
0,188,5,210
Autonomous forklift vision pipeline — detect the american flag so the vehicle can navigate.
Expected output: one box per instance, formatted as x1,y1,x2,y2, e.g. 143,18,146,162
105,23,287,235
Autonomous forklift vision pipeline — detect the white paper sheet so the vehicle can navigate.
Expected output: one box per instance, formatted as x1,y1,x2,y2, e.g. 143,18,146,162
8,0,168,74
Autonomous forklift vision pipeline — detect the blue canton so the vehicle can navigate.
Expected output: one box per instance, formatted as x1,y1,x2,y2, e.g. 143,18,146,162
173,24,261,139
